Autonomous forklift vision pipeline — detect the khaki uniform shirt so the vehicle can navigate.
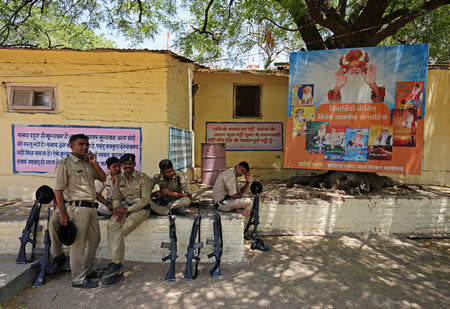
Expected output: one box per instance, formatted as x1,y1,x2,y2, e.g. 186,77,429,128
113,170,151,213
54,154,98,201
95,171,114,200
149,171,192,195
213,167,239,204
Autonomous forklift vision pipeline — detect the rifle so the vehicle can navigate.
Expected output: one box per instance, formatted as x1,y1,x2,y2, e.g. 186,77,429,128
32,207,51,287
206,207,223,278
16,185,55,264
161,203,177,281
244,182,269,251
184,205,203,280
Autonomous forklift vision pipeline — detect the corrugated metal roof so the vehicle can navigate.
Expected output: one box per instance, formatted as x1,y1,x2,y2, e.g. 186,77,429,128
195,68,289,76
0,46,206,68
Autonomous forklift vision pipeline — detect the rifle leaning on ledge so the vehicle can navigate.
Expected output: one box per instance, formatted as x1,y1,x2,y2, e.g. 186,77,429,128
16,185,55,264
244,182,270,252
206,205,223,278
32,207,51,287
184,204,203,280
161,201,177,281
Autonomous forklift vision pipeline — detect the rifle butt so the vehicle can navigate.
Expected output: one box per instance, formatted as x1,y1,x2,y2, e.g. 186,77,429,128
210,264,221,278
16,245,27,264
165,261,176,281
184,260,194,280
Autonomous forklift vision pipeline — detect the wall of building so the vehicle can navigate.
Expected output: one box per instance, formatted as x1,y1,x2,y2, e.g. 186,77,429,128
194,68,450,186
193,71,292,179
0,48,193,200
387,68,450,186
167,57,194,130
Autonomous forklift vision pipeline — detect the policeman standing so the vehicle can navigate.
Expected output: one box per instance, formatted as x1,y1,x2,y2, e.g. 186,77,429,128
54,134,106,289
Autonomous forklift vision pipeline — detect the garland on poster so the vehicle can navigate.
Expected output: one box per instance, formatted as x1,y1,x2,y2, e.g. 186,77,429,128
285,44,428,175
206,122,283,151
12,125,142,173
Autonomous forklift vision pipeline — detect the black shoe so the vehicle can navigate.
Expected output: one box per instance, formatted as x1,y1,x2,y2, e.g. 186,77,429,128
251,238,270,251
72,278,99,289
102,273,124,287
47,254,66,274
173,207,186,216
86,271,102,280
102,262,123,279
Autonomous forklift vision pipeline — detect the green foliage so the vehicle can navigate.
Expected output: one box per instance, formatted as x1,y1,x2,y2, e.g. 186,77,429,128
0,0,448,66
382,5,450,62
0,1,114,49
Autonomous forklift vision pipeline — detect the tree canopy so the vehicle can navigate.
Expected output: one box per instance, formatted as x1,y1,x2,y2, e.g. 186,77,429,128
0,0,448,66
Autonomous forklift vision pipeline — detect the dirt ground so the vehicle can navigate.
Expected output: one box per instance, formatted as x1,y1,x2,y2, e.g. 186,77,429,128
4,235,449,309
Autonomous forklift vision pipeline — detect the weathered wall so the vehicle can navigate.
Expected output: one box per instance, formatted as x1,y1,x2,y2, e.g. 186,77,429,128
0,213,244,263
167,57,194,130
194,68,450,185
0,48,193,200
386,68,450,186
193,71,291,178
258,196,448,235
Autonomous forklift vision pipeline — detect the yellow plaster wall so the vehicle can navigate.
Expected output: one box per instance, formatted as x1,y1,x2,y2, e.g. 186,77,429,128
387,68,450,186
193,72,289,174
194,69,450,185
0,48,192,200
167,57,194,130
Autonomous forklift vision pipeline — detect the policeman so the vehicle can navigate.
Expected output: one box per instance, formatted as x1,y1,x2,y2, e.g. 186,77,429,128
102,153,151,286
149,159,193,216
54,134,106,289
213,161,252,216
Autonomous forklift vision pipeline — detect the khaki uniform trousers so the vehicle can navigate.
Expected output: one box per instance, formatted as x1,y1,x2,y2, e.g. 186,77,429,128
68,205,100,285
217,197,252,212
149,196,191,215
49,208,64,258
107,208,150,263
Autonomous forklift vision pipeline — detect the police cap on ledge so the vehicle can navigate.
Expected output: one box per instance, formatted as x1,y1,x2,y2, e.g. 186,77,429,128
119,153,135,163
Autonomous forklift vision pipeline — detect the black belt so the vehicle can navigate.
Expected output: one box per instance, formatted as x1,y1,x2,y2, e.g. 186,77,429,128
69,200,98,208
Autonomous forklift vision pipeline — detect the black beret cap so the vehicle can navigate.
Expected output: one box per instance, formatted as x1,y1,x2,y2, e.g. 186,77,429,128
119,153,136,163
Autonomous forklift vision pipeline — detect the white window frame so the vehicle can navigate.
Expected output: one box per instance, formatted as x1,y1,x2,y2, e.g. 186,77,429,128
6,83,57,113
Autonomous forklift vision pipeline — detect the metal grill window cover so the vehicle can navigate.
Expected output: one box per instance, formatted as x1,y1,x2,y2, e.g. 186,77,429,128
169,126,193,170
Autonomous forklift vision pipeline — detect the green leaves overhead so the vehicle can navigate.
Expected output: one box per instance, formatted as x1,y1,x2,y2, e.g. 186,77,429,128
0,0,448,66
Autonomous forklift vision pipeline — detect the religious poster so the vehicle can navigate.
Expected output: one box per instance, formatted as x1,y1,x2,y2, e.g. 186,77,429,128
324,125,347,161
368,125,393,161
205,122,283,151
285,44,428,174
395,81,424,117
12,125,142,173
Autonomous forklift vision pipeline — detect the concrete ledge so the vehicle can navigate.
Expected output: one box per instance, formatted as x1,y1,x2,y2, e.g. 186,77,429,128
258,196,449,235
0,254,39,305
0,212,245,263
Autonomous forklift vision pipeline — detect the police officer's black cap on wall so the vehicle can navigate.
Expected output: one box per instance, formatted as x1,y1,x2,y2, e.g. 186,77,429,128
119,153,135,163
35,185,55,204
250,181,263,195
58,221,77,246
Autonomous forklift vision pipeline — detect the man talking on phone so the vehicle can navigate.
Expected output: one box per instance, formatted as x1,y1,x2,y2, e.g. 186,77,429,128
54,134,106,288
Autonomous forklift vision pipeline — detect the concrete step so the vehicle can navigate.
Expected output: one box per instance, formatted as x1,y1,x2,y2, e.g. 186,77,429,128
0,212,245,263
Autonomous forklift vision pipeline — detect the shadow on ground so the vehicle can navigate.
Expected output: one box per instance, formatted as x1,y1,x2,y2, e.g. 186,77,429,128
4,235,449,309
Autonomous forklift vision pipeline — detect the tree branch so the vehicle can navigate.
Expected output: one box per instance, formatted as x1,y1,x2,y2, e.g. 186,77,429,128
136,0,143,23
261,17,299,32
370,0,450,45
304,0,347,34
337,0,347,18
